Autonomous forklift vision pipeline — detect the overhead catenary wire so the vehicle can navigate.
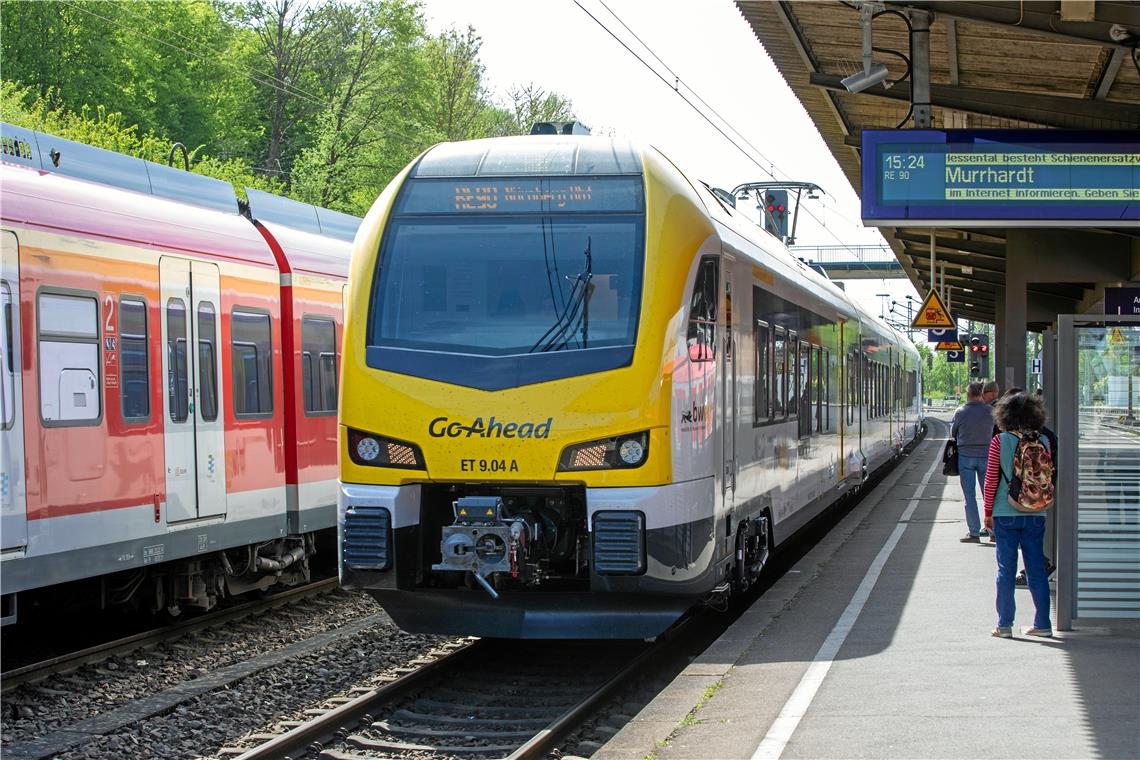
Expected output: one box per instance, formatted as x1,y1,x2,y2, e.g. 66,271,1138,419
576,0,872,258
572,0,774,181
595,0,785,181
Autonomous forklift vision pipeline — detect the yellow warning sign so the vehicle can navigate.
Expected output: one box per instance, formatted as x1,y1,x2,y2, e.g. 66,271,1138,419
1109,327,1126,346
911,288,955,329
935,340,964,351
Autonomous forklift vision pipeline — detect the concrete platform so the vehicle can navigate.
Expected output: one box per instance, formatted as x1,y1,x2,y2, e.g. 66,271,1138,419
596,418,1140,760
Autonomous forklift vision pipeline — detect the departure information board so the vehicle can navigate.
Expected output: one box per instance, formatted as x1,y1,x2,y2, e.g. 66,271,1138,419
861,130,1139,226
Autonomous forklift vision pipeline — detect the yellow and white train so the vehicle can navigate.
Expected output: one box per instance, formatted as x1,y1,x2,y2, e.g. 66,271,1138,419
338,135,922,638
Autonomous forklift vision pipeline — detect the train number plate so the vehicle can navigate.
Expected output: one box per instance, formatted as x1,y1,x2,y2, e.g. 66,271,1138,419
459,458,519,473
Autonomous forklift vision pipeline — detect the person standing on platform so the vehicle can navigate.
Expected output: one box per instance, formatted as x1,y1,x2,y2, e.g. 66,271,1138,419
951,381,993,543
983,380,1000,405
983,391,1053,638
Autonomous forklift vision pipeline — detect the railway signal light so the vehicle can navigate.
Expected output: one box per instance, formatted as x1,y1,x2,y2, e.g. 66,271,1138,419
970,336,981,354
970,360,980,376
762,190,790,240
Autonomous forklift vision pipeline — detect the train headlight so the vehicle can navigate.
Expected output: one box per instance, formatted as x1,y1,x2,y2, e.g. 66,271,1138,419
355,437,381,462
347,429,425,470
558,432,649,471
619,439,645,465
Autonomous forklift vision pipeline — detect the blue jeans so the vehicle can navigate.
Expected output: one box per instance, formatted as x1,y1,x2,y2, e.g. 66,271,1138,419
958,454,986,536
994,515,1051,630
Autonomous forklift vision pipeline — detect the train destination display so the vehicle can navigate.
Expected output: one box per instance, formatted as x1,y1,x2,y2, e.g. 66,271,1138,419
861,129,1139,226
399,176,643,214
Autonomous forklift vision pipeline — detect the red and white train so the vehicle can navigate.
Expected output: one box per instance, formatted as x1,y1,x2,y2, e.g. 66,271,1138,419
0,123,357,624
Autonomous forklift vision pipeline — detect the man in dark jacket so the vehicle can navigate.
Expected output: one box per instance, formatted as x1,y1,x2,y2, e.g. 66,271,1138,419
951,382,994,542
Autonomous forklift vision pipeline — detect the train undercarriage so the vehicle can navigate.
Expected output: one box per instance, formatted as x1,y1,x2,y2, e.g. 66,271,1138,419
5,532,333,626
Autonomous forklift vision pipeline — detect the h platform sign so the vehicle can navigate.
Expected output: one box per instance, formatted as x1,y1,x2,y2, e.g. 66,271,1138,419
1105,286,1140,316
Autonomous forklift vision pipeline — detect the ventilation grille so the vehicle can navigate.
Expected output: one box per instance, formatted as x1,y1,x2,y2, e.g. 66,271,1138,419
593,511,645,575
343,506,391,571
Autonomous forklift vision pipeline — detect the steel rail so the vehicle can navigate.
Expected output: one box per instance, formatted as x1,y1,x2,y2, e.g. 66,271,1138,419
1,577,339,694
507,619,696,760
233,638,488,760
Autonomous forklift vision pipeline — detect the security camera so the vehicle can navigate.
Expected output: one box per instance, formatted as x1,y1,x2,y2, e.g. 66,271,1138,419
841,62,890,93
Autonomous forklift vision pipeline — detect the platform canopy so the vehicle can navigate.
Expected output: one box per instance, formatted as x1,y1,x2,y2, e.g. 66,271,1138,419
736,1,1140,328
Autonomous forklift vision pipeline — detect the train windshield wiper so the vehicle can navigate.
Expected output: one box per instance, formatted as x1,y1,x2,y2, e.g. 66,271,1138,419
529,237,593,353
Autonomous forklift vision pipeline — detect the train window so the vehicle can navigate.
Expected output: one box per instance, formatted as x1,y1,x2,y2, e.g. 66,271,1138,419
846,351,856,426
823,349,830,431
687,258,718,362
787,332,798,418
120,297,149,422
197,303,218,422
302,316,337,415
2,282,13,430
302,353,314,411
167,298,190,423
38,291,100,425
320,353,336,410
773,328,785,417
754,321,769,422
798,341,811,438
814,346,823,434
232,309,273,417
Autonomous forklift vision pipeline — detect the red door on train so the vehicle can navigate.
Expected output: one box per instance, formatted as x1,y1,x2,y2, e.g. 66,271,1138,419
159,257,226,522
1,230,26,550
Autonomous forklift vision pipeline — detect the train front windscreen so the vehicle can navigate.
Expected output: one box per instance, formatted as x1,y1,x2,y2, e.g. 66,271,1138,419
367,176,645,389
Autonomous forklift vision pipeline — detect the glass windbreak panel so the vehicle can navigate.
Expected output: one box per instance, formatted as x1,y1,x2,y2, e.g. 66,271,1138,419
120,298,149,421
372,215,643,356
1075,325,1140,619
167,298,189,423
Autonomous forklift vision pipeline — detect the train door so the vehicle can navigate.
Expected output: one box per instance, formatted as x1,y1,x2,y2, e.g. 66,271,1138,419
160,257,226,522
1,231,26,551
722,269,736,497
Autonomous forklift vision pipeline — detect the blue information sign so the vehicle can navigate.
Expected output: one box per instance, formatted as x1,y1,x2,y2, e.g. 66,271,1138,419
946,350,964,364
862,130,1139,226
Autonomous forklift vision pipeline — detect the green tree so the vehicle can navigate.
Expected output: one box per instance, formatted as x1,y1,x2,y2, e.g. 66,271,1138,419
288,0,427,212
2,1,250,154
498,82,576,135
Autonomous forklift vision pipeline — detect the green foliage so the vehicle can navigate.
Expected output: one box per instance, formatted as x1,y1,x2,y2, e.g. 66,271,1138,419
1,0,577,214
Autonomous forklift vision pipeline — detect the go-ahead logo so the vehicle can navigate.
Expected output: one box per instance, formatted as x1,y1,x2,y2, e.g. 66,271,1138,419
428,416,553,439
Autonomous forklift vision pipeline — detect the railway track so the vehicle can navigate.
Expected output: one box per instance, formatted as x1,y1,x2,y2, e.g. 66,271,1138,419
230,630,690,760
1,577,340,695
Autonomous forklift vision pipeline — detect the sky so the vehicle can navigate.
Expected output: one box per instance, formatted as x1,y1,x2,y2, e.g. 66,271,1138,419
418,0,924,328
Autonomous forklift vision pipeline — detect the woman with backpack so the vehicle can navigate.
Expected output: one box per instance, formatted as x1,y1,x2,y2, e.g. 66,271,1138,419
983,391,1055,638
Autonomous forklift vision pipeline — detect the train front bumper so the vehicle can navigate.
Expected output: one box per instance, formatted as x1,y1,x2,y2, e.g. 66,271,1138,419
337,479,718,638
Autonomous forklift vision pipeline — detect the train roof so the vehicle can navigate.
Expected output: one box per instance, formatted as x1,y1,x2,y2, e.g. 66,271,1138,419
0,121,361,249
412,135,642,177
257,219,351,280
0,161,276,268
